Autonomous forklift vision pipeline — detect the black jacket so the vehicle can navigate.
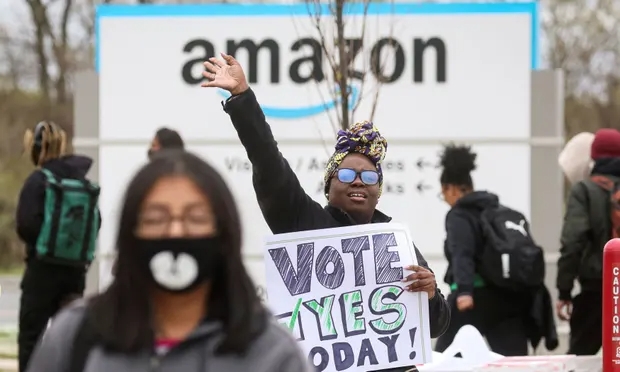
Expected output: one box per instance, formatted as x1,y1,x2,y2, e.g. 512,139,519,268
443,191,499,296
222,89,450,341
557,157,620,300
443,191,558,350
526,285,559,351
16,155,99,260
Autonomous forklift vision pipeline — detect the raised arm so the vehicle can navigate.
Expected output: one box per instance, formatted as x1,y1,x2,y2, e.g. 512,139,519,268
203,54,329,234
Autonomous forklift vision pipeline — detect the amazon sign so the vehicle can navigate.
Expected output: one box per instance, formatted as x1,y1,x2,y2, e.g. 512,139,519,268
95,2,538,292
179,36,446,120
96,2,537,142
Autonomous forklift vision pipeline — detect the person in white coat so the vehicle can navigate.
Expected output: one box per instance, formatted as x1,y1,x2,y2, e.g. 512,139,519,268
558,132,595,185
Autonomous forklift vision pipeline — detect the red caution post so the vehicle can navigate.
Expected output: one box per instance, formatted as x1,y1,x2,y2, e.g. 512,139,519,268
604,238,620,371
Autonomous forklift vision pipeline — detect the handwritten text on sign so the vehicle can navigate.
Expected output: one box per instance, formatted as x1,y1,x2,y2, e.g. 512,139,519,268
265,223,432,372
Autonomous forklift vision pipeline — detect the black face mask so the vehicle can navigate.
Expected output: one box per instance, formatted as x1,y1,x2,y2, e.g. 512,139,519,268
135,237,222,294
147,149,155,160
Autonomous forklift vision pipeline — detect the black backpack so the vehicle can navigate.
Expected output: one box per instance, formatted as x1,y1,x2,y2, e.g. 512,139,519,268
478,205,545,291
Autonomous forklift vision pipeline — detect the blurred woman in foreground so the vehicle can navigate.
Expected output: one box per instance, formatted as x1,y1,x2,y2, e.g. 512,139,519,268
27,150,310,372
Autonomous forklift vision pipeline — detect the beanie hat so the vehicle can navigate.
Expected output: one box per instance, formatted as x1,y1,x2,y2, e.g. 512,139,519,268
558,132,594,185
591,128,620,160
323,121,388,198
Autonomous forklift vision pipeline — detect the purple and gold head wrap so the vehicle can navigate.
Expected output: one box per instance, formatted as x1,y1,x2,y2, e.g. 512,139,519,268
323,120,388,198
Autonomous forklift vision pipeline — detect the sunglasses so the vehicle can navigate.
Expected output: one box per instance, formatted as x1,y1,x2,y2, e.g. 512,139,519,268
335,168,380,186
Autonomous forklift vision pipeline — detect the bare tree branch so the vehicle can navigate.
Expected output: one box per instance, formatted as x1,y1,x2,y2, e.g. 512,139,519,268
306,0,342,129
334,0,350,129
350,0,371,122
305,0,391,131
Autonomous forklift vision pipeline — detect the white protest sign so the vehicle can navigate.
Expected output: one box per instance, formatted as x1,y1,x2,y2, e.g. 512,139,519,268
264,223,432,372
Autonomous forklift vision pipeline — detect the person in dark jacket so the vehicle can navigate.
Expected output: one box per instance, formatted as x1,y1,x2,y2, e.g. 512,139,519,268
148,127,185,159
434,144,530,356
556,128,620,355
16,121,100,372
201,54,450,372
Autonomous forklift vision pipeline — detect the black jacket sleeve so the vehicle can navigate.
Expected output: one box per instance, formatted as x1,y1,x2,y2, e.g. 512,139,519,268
414,244,450,338
557,183,590,300
223,89,329,234
445,209,477,296
16,170,46,246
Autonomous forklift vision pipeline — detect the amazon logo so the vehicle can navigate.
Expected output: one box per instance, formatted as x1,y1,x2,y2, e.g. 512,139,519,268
181,37,447,120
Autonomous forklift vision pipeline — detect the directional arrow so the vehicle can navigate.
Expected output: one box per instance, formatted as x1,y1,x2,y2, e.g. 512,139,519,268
416,181,432,193
415,158,434,170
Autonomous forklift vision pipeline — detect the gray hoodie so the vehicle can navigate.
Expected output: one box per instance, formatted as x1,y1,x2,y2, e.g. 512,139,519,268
26,301,312,372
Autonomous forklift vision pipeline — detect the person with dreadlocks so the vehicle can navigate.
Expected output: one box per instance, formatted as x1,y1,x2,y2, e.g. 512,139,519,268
200,54,449,371
433,144,556,356
16,121,101,372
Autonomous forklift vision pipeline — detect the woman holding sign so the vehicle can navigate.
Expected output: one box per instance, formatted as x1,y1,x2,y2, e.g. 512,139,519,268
201,54,450,371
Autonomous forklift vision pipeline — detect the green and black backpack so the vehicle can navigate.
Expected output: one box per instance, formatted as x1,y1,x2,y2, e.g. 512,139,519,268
35,168,100,266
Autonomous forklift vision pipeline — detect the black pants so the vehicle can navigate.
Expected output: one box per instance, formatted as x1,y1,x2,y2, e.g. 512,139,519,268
567,290,601,355
435,288,529,356
18,260,86,372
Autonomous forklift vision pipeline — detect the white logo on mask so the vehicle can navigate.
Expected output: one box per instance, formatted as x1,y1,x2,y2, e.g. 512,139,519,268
149,251,198,290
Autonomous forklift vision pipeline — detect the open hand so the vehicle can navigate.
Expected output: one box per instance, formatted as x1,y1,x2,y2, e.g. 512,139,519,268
201,53,249,96
403,265,436,299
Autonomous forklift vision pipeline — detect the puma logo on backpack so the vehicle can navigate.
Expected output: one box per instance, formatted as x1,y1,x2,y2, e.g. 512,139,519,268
504,219,527,237
35,169,100,266
590,175,620,239
479,205,545,291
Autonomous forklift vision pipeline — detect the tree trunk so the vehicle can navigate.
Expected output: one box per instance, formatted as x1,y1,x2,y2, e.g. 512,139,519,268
54,0,74,104
26,0,51,105
335,0,349,130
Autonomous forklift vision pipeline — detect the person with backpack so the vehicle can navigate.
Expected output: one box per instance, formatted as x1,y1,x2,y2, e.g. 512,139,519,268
200,54,449,372
557,128,620,355
434,144,551,356
16,121,101,372
148,127,185,159
26,150,311,372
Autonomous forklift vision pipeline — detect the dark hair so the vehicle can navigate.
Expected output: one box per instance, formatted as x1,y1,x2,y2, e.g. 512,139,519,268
439,143,477,189
88,150,265,354
155,127,185,149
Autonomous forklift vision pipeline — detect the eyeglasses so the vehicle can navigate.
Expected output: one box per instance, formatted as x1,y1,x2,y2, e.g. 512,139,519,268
136,206,215,238
335,168,380,186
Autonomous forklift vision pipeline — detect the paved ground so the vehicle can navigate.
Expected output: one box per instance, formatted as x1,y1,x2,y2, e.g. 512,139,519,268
0,274,584,372
0,359,17,372
0,276,18,333
0,276,18,371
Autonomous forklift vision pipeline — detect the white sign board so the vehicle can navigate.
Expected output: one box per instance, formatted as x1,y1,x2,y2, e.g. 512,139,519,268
265,223,431,372
96,3,538,291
